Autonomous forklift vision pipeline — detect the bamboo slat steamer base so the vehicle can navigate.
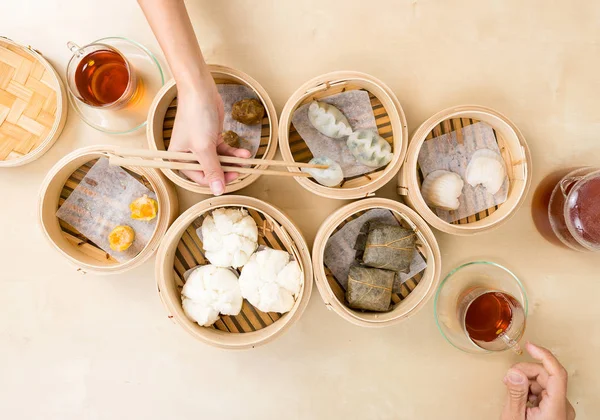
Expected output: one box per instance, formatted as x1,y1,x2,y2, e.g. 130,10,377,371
155,196,313,349
278,71,408,199
0,37,67,167
312,198,442,328
38,145,179,275
147,65,278,194
398,106,532,236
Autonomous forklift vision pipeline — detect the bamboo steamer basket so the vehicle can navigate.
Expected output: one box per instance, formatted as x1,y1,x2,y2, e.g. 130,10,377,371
155,196,313,349
278,71,408,199
312,198,442,327
39,145,179,275
147,65,278,194
0,37,67,167
398,105,532,235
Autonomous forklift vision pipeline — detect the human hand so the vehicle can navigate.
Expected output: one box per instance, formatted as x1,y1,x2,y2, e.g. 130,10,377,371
501,342,575,420
168,77,251,195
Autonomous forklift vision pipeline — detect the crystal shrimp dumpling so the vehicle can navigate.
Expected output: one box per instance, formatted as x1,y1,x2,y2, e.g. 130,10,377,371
301,157,344,187
307,101,353,139
347,129,393,168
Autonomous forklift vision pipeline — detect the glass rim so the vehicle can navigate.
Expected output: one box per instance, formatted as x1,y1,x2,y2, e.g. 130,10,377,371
67,36,165,135
433,260,529,354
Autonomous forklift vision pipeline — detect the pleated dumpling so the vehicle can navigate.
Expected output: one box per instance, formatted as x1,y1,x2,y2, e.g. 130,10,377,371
307,101,353,139
301,157,344,187
347,129,393,168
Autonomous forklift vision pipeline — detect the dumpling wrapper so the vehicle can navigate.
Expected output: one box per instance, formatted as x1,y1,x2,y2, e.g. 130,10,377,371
421,170,464,211
465,149,507,195
301,157,344,187
347,129,393,168
181,265,243,327
307,101,353,139
238,248,302,314
200,208,258,268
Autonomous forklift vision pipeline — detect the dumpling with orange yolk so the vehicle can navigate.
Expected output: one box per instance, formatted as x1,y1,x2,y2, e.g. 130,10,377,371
130,195,158,221
108,225,135,252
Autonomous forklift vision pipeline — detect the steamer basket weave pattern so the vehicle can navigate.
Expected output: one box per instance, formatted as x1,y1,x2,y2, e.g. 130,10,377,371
0,38,62,163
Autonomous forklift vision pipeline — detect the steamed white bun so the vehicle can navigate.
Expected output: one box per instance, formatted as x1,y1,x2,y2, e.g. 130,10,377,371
181,265,243,327
200,208,258,268
238,248,302,314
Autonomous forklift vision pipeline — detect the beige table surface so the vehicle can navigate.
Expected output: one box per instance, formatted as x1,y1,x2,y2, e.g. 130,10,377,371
1,1,599,419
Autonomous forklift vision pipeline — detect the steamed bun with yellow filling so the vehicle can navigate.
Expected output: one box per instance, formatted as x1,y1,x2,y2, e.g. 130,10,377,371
200,208,258,268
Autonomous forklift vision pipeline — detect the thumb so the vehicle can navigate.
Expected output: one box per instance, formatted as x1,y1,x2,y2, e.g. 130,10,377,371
501,369,529,420
192,145,225,196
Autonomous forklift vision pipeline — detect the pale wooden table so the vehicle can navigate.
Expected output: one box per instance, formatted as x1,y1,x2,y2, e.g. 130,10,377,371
1,1,599,419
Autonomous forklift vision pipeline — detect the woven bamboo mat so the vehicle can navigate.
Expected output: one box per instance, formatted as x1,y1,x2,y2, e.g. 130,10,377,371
0,39,60,161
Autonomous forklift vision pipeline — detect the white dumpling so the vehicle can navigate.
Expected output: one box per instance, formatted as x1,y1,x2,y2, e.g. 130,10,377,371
301,157,344,187
181,265,243,327
347,129,393,168
307,101,353,139
421,170,464,211
238,248,302,314
465,149,506,195
200,208,258,268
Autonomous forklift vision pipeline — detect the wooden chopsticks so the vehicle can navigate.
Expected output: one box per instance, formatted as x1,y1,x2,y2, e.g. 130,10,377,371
106,147,327,178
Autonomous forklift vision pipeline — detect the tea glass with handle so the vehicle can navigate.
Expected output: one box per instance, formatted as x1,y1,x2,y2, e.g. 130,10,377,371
65,41,138,110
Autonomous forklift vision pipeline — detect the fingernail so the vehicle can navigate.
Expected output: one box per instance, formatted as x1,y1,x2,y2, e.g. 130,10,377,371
210,180,224,196
506,371,525,384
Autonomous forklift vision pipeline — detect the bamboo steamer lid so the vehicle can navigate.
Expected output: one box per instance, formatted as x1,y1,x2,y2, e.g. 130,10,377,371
312,198,442,328
278,71,408,199
147,65,278,194
38,145,179,275
155,196,313,349
0,37,67,167
398,105,532,235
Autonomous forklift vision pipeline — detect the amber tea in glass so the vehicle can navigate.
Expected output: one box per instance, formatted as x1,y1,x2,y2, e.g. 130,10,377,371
66,41,139,109
435,261,528,354
458,289,526,352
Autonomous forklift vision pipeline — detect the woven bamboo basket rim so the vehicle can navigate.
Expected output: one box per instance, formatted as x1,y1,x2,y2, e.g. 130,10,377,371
155,195,313,349
398,105,532,236
38,145,179,275
0,37,67,167
147,64,278,194
278,71,408,199
312,198,442,328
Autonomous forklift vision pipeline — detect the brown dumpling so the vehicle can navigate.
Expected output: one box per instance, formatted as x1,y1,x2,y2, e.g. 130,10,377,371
222,130,240,148
346,266,395,312
231,98,265,125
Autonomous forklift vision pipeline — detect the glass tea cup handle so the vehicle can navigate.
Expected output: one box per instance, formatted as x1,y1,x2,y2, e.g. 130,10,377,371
559,176,584,198
499,334,523,355
66,41,85,58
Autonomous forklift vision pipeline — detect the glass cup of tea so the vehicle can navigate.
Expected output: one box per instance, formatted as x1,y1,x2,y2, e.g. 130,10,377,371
66,41,139,110
434,261,528,354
